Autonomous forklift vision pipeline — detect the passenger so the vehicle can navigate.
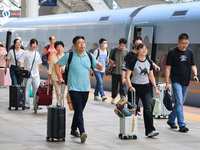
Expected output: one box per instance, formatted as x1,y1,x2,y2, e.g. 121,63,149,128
109,38,128,104
9,37,24,50
121,37,160,115
126,43,160,137
89,43,98,54
93,38,109,101
165,33,199,132
19,38,42,110
42,36,57,69
47,41,65,106
55,36,103,143
0,43,7,68
4,38,24,85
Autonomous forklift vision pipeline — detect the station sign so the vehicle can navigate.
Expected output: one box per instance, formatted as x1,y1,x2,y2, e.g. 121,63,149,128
0,10,20,18
39,0,57,6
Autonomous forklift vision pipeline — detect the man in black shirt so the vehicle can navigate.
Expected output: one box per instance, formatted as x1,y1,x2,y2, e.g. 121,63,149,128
165,33,199,132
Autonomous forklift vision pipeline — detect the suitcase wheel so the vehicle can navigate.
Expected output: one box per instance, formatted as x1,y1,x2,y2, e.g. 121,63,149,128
15,107,18,110
61,138,65,142
22,107,25,110
163,115,169,119
46,137,50,142
8,107,11,110
118,134,122,139
51,138,54,142
154,115,160,119
133,135,137,139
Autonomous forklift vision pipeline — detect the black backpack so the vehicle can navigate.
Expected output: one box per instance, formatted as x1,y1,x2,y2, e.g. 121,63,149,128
63,51,94,85
41,45,49,67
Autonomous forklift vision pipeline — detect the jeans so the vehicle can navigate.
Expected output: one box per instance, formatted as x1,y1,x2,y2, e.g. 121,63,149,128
10,65,22,85
23,76,40,107
69,91,89,134
169,82,188,127
94,70,105,97
111,74,126,99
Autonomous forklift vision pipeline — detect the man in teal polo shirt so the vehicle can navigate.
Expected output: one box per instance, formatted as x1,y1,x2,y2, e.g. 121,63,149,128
55,36,103,143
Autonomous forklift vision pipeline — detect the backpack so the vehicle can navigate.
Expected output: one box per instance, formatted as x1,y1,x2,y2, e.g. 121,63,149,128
63,51,94,85
41,45,49,67
96,48,109,60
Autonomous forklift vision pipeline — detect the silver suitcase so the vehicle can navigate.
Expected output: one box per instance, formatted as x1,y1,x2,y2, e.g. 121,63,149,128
153,82,172,118
119,91,138,139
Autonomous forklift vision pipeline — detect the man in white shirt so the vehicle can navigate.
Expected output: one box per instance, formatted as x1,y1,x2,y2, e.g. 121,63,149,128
93,38,109,101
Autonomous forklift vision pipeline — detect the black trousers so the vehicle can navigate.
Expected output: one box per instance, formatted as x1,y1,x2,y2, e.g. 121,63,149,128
111,74,126,99
69,91,89,134
132,89,155,136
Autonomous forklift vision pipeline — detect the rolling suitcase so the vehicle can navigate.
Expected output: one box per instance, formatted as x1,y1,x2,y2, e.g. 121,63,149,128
8,85,25,110
34,83,53,113
119,91,138,139
153,82,172,118
46,83,66,142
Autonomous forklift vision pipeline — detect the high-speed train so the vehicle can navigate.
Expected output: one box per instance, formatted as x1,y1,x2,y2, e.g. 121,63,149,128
0,2,200,107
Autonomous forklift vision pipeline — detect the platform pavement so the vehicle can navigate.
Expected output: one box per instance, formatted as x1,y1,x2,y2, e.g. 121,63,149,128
0,86,200,150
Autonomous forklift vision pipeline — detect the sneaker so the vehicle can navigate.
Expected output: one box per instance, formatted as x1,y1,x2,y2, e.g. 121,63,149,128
147,130,159,137
111,98,115,104
80,132,87,143
70,130,80,137
167,121,178,129
102,96,107,101
179,126,189,132
94,96,101,101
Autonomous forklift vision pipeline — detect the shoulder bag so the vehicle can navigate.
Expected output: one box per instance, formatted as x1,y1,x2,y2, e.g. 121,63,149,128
19,51,36,78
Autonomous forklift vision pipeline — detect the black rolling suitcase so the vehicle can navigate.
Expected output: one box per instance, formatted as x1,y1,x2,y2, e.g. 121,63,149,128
8,85,25,110
46,83,66,142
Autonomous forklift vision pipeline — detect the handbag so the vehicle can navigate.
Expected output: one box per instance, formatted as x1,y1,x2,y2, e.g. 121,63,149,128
163,90,173,111
14,50,36,78
105,59,116,76
152,98,162,116
18,68,31,78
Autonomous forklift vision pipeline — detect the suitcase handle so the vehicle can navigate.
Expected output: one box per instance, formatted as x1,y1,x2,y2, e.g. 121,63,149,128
131,89,137,116
60,83,65,107
131,89,136,104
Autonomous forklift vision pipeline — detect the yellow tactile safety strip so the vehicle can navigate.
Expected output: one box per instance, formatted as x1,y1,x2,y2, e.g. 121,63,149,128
88,93,200,122
184,112,200,122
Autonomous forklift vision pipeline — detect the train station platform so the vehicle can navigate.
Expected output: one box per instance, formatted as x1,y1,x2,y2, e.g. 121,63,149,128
0,86,200,150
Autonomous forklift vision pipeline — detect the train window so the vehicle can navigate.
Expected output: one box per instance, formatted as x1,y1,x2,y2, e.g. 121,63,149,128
99,16,110,21
172,10,188,16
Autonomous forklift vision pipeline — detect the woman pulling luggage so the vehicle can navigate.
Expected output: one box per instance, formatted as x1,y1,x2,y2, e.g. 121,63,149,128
5,38,24,85
47,41,65,106
19,38,42,109
126,43,160,137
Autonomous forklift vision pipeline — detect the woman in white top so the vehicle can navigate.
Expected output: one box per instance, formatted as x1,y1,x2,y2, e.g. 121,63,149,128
5,39,24,85
19,38,42,109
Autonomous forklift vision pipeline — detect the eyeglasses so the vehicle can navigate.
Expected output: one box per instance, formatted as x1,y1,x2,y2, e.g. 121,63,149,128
180,42,189,45
140,47,148,51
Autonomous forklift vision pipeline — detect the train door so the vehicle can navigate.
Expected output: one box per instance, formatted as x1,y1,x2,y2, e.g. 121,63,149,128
6,31,12,52
134,26,155,61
